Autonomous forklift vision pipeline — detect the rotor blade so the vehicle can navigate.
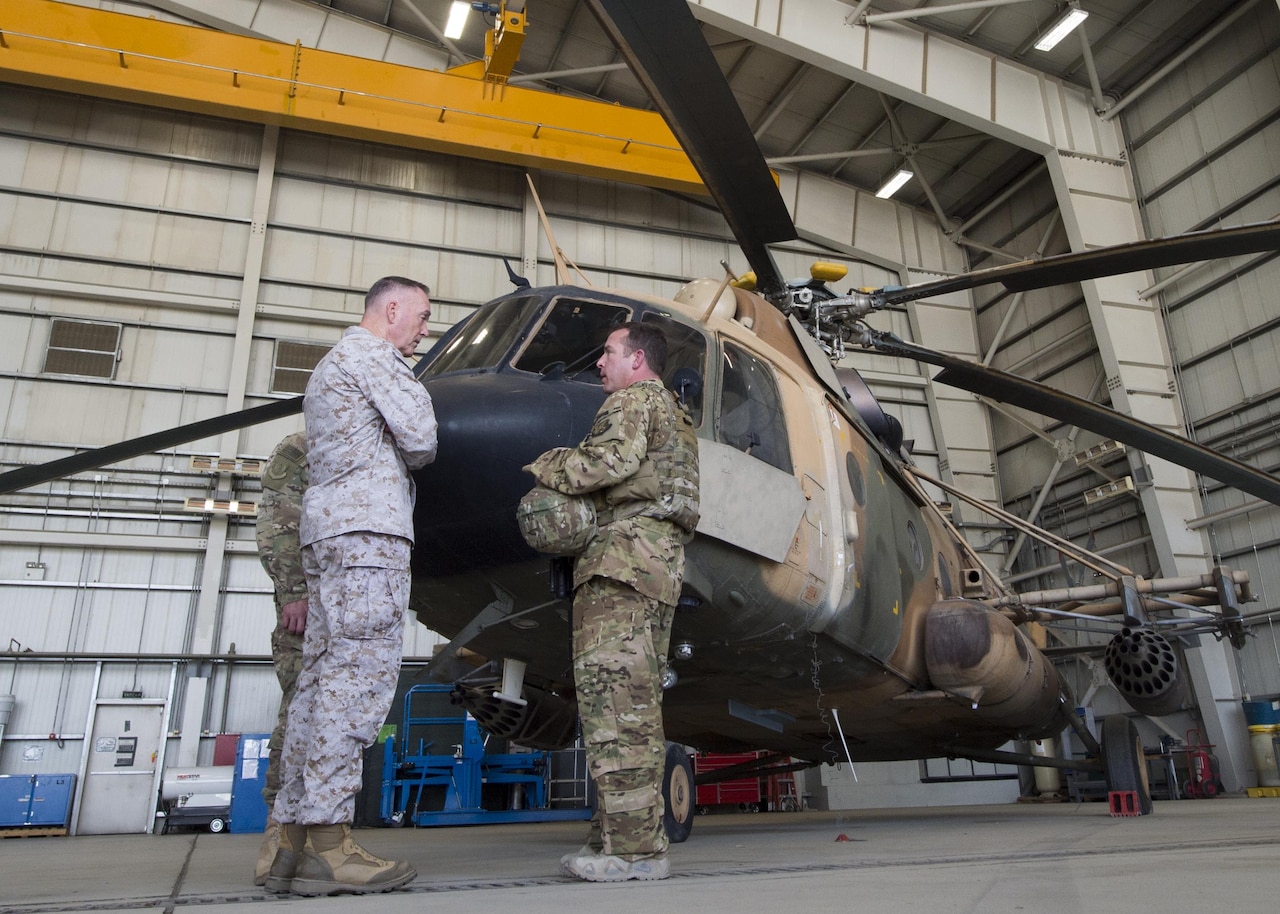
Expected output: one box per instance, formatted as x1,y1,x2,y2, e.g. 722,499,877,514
880,220,1280,306
585,0,797,298
876,336,1280,507
0,397,302,496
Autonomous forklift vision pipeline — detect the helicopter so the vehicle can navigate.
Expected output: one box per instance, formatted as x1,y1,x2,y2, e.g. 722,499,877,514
2,0,1279,837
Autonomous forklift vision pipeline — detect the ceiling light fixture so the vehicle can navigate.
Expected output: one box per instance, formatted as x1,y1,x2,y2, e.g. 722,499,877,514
1034,2,1089,52
875,168,913,199
444,1,471,40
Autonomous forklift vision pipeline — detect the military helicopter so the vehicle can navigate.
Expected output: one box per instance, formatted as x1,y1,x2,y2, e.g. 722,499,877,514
2,0,1279,837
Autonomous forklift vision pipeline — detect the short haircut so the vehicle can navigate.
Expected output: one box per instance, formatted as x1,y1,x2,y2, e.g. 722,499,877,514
365,276,431,312
617,321,669,375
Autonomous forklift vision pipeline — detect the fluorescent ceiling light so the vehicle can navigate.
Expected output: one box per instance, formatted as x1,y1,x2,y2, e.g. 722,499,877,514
875,168,913,199
444,1,471,40
1034,5,1089,52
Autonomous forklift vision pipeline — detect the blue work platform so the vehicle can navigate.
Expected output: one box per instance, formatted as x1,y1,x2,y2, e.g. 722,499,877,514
380,684,590,827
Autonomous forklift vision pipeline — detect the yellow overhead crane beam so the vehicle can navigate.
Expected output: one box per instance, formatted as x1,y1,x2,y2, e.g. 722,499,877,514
0,0,706,196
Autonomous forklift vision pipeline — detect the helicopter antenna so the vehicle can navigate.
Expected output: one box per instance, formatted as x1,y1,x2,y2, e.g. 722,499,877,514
699,260,739,322
525,173,573,285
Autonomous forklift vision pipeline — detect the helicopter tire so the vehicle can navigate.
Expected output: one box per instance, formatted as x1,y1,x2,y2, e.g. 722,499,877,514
662,742,695,844
1101,715,1153,815
207,817,226,834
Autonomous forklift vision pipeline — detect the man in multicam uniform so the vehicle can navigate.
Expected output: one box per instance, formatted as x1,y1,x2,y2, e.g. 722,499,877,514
251,431,308,886
526,321,700,883
265,276,437,898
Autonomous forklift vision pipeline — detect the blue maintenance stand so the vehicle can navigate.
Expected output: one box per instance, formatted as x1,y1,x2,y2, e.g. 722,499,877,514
380,684,590,827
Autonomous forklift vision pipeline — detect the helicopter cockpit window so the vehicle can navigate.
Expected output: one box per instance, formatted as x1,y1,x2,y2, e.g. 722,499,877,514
513,299,630,381
422,295,541,376
718,342,791,472
641,314,707,428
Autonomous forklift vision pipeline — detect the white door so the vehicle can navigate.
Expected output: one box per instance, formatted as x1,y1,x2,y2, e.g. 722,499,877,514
75,700,165,835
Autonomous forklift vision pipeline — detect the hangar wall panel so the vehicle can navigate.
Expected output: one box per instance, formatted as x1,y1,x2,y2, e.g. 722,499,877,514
1124,6,1280,701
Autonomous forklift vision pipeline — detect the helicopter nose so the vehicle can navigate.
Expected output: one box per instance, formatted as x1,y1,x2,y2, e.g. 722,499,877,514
411,371,605,576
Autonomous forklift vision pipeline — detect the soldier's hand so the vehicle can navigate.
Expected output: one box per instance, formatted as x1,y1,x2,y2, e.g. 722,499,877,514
281,598,308,634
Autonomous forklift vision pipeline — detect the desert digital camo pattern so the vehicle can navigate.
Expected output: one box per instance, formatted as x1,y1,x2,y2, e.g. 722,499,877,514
526,379,700,605
255,431,308,804
275,532,411,825
300,326,438,546
274,325,436,826
526,377,699,859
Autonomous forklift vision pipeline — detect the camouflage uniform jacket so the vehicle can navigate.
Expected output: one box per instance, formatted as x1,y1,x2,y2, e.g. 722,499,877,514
301,327,438,546
528,379,700,605
255,431,308,605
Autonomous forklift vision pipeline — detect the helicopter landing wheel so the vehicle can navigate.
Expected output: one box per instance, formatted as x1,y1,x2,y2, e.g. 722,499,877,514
1101,715,1153,815
662,742,694,844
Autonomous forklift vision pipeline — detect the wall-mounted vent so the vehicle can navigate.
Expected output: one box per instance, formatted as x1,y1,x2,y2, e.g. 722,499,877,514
43,319,121,379
271,340,330,394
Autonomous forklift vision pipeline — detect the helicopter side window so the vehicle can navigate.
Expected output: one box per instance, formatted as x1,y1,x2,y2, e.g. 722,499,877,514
421,295,542,376
641,313,707,428
717,342,791,472
513,299,631,381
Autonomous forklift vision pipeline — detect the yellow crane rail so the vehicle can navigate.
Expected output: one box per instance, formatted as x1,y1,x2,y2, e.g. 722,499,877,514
0,0,706,195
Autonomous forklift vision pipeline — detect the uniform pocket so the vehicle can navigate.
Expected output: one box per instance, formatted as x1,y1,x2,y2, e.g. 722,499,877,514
332,535,411,640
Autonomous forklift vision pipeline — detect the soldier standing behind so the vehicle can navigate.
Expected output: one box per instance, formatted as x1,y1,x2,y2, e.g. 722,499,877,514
265,276,437,897
525,321,700,882
251,431,308,886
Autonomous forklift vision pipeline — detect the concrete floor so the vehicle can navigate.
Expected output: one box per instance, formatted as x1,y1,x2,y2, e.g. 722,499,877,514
2,797,1279,913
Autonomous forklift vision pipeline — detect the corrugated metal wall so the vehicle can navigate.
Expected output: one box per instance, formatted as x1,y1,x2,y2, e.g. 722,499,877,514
1124,4,1280,700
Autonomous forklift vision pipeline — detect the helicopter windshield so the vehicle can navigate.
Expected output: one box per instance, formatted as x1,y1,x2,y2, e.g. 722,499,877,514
514,298,630,378
422,292,708,427
511,300,708,427
422,294,543,375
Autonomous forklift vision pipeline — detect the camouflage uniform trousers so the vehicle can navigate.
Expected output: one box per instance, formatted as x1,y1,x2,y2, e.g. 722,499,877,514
263,607,304,807
273,531,410,825
572,575,675,859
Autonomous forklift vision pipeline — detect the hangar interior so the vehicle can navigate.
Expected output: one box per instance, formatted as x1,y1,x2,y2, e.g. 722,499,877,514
0,0,1278,827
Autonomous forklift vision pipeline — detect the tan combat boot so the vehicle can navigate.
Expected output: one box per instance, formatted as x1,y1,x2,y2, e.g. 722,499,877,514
289,824,416,896
252,817,282,886
262,823,307,894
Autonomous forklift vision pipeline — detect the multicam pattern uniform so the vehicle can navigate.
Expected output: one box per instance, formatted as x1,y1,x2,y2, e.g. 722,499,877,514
527,378,699,859
255,431,308,807
274,326,437,827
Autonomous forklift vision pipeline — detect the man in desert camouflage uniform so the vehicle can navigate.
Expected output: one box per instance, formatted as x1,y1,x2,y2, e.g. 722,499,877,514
526,321,700,883
251,431,308,886
265,276,437,897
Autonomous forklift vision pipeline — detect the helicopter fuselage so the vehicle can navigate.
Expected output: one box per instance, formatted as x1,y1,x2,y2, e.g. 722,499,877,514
409,282,1070,763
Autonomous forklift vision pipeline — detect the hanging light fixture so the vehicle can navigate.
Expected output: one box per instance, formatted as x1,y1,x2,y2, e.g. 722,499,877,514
875,168,914,199
444,1,471,39
1034,2,1089,52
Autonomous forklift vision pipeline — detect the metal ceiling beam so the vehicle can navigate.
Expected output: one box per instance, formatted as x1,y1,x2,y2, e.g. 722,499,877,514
0,0,706,195
1101,0,1265,120
862,0,1038,25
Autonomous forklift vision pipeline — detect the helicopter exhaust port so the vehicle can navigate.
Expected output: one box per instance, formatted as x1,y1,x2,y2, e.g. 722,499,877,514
923,599,1066,729
1103,627,1189,717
